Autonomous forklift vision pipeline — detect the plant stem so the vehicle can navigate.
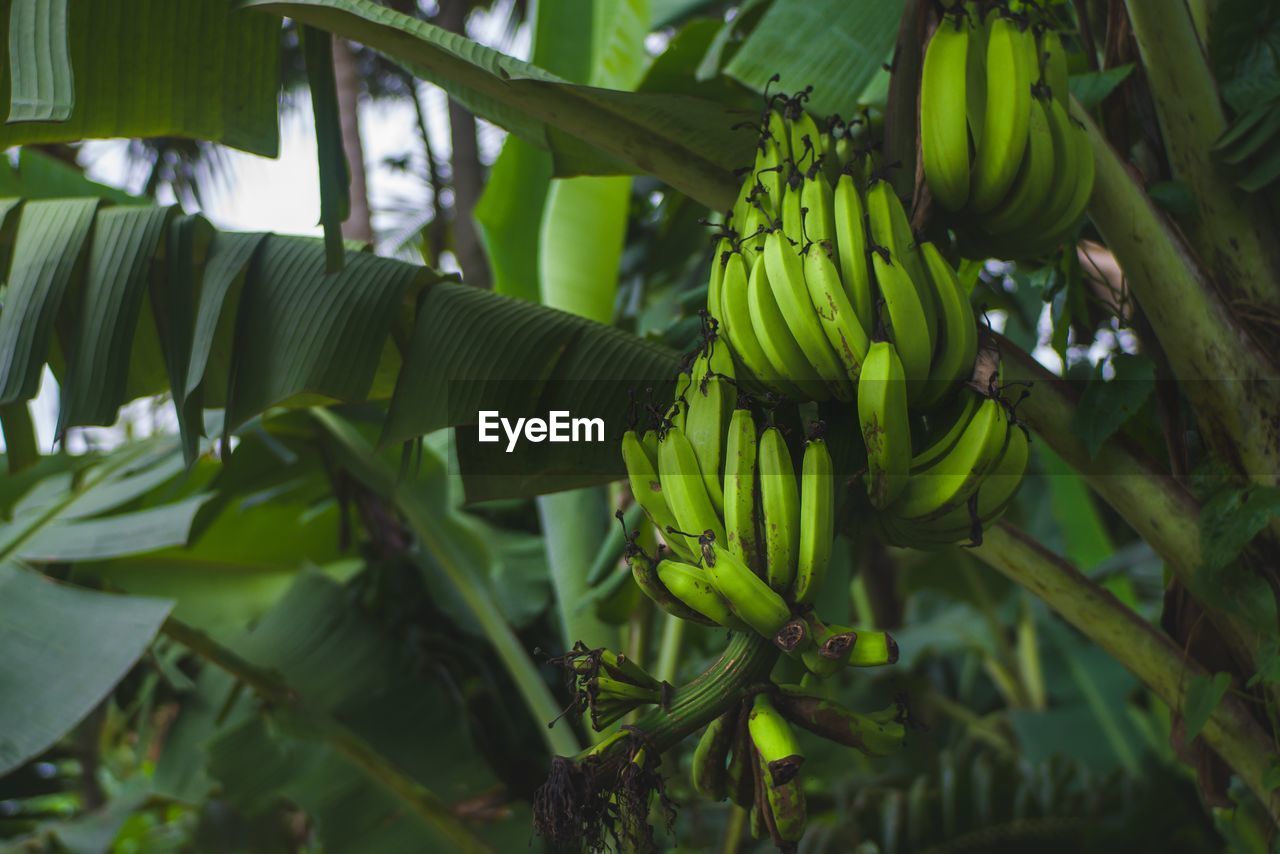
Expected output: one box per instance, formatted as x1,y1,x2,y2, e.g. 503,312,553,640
579,632,777,761
975,523,1280,826
721,804,748,853
161,619,491,852
654,613,686,685
1074,100,1280,483
1124,0,1280,320
998,335,1259,664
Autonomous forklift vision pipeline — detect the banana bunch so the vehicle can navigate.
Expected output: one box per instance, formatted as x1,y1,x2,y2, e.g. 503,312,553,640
710,98,979,412
556,642,670,730
920,4,1095,257
870,384,1030,548
692,689,909,846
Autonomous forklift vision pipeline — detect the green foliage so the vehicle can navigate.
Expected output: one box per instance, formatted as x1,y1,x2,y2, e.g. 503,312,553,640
1181,672,1231,744
1067,64,1134,111
0,0,280,154
1071,354,1155,459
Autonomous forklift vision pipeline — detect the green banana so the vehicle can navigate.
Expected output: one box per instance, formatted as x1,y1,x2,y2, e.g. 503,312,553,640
917,242,979,407
724,407,763,574
772,688,907,757
758,426,801,592
871,253,933,394
622,430,697,563
706,539,792,640
706,237,731,325
865,179,936,339
799,170,835,246
837,627,900,667
684,344,734,514
657,425,727,553
858,341,912,509
626,547,716,626
761,768,807,844
891,396,1010,522
719,251,806,399
692,712,734,801
966,5,992,150
787,109,822,169
746,253,833,401
763,229,853,400
910,390,980,473
793,434,834,605
767,107,792,164
970,15,1034,212
979,95,1055,237
1041,28,1070,107
656,558,750,632
748,693,805,785
921,12,971,210
910,421,1030,543
803,241,871,385
832,172,876,334
726,707,755,808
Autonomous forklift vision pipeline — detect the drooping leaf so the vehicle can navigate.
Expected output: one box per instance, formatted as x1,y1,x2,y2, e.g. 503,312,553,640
1068,64,1135,111
7,0,73,122
0,197,97,404
724,0,903,119
0,0,281,154
245,0,754,209
226,237,432,431
56,204,173,433
1181,671,1231,744
1070,354,1154,459
0,561,173,774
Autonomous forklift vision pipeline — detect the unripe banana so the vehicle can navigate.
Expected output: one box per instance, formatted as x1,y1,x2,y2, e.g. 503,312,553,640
1041,28,1070,107
865,179,936,338
910,421,1030,543
756,138,785,219
758,426,801,592
746,253,833,401
910,390,980,473
966,6,992,150
871,253,933,395
761,769,807,844
787,109,822,170
969,15,1034,211
767,108,792,164
748,693,805,785
627,547,716,625
724,407,763,574
858,341,911,509
917,242,979,407
692,712,734,801
656,558,751,632
979,95,1055,237
799,170,835,246
706,237,731,325
832,626,900,667
891,396,1010,521
921,12,971,210
832,173,875,334
763,230,853,400
772,687,907,757
657,425,727,553
726,707,755,808
803,241,870,385
705,540,792,640
622,430,697,563
719,251,807,399
684,345,734,514
793,434,834,605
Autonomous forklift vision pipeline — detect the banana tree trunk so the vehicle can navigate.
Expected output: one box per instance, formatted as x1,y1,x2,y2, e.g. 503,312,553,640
331,37,373,242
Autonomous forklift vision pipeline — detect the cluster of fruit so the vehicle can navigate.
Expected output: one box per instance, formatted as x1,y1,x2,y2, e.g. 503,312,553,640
691,689,906,844
921,3,1094,256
